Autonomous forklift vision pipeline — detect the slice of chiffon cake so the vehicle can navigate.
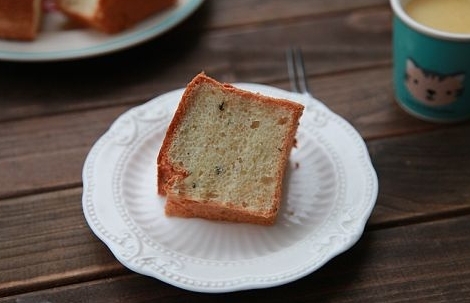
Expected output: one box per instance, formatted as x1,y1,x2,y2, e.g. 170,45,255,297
157,73,304,225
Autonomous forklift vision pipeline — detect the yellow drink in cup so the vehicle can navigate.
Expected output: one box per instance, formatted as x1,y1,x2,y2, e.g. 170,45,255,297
405,0,470,34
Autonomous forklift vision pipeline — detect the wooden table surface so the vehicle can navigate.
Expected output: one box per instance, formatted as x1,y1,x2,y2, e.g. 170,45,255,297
1,0,470,302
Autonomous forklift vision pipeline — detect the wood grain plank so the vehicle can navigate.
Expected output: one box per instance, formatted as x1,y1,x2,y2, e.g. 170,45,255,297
0,6,392,122
205,0,389,29
0,105,131,199
2,214,469,302
367,124,470,228
0,188,127,297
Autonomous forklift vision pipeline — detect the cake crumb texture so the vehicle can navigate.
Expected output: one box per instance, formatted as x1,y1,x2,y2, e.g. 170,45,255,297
157,73,304,225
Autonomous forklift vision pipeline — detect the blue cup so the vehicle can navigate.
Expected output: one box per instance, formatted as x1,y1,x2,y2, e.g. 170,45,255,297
390,0,470,122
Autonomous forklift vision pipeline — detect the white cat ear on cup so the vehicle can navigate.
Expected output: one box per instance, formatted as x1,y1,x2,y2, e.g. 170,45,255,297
406,59,417,70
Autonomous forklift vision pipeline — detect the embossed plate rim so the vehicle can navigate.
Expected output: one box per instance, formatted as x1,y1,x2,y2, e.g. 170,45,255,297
82,83,378,293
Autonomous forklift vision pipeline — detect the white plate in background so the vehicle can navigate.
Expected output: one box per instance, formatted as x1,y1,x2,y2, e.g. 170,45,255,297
0,0,204,61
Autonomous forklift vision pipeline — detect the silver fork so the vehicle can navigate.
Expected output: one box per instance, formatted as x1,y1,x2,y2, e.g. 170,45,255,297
286,47,326,125
286,47,313,98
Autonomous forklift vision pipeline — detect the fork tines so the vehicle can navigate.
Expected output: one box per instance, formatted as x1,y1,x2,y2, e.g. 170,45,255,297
286,47,311,96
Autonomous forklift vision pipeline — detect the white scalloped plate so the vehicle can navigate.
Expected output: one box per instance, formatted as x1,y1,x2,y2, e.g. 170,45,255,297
0,0,204,61
82,83,378,293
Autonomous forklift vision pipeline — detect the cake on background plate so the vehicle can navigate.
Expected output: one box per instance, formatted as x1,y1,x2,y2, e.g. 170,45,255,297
56,0,177,33
0,0,43,40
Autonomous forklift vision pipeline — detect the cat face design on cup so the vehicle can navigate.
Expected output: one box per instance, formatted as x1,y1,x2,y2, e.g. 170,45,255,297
405,59,465,106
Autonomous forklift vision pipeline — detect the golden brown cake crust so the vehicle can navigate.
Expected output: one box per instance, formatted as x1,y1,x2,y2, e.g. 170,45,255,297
157,72,304,225
57,0,177,33
165,194,278,225
0,0,41,40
